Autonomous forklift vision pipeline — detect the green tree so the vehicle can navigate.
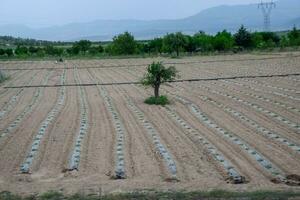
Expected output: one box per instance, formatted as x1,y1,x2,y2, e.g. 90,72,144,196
141,62,178,99
0,49,5,56
184,35,197,53
76,40,92,54
67,45,80,55
28,46,38,54
111,32,137,55
193,31,214,52
45,45,63,56
213,30,234,51
149,38,163,54
88,45,104,55
288,26,300,46
163,32,187,57
5,49,13,57
15,46,28,56
280,35,289,48
234,25,253,49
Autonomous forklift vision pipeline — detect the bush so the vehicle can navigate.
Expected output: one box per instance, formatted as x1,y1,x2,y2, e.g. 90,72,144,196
144,95,170,105
0,70,9,83
110,32,137,55
38,191,63,200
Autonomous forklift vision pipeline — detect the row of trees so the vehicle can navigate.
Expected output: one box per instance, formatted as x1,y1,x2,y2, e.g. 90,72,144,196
0,26,300,58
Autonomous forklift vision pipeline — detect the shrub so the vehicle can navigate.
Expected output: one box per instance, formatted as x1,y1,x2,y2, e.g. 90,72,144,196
144,95,170,105
0,70,9,83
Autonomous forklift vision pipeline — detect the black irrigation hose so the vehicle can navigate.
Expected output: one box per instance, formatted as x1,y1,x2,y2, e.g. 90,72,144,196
1,54,300,71
4,73,300,89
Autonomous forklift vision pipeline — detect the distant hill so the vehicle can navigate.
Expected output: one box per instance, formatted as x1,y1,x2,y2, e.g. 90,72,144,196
0,0,299,41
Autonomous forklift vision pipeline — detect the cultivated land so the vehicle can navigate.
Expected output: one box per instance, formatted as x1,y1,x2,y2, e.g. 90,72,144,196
0,52,299,196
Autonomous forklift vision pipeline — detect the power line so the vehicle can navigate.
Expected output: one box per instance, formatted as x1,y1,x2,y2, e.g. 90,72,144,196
258,0,276,32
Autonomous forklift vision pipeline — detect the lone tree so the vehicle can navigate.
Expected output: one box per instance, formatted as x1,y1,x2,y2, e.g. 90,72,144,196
141,62,178,105
234,25,253,49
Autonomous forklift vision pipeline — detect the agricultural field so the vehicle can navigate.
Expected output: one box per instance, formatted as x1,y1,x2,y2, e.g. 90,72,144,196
0,52,300,196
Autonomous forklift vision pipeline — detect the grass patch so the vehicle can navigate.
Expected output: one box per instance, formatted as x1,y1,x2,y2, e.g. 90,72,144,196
144,95,170,105
1,190,300,200
0,70,10,84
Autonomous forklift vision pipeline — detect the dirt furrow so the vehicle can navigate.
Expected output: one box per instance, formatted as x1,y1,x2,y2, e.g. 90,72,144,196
211,80,300,121
0,71,40,120
240,79,300,102
20,69,67,173
91,67,172,180
200,82,300,133
174,83,300,155
75,69,114,180
168,89,300,184
102,68,222,183
221,80,300,115
0,70,29,98
106,70,236,184
0,70,53,138
29,68,79,178
86,69,126,179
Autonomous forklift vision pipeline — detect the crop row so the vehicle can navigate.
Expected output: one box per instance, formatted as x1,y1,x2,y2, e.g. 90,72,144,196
220,80,300,114
181,83,300,153
0,71,28,97
199,83,300,132
239,79,300,101
0,70,53,138
20,69,66,173
163,106,244,183
286,76,300,82
0,71,39,120
243,78,299,94
172,93,286,183
98,85,126,178
125,96,177,178
68,67,89,170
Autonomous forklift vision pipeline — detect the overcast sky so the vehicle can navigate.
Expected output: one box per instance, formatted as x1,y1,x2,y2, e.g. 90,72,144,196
1,0,260,27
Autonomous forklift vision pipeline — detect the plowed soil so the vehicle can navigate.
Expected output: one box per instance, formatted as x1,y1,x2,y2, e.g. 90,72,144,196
0,52,299,195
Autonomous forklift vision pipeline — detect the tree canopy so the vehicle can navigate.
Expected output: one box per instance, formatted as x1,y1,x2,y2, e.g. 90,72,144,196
110,32,137,55
141,62,178,99
234,25,253,48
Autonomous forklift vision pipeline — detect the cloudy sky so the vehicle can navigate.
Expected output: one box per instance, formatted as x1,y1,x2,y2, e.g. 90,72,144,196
1,0,260,27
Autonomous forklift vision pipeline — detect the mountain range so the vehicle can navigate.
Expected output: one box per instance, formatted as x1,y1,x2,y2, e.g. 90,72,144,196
0,0,299,41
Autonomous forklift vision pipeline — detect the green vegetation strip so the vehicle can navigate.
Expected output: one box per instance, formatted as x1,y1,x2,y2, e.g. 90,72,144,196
0,70,53,138
221,80,300,114
1,189,300,200
68,68,89,170
20,69,66,173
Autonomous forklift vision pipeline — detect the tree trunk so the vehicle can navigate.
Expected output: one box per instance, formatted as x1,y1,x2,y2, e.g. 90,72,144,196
154,84,160,98
176,48,179,57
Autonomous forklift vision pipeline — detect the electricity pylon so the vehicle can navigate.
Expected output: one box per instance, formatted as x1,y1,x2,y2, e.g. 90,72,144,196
258,0,276,32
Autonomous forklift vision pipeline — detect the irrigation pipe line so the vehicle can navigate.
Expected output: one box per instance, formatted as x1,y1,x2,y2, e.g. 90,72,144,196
5,73,300,89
